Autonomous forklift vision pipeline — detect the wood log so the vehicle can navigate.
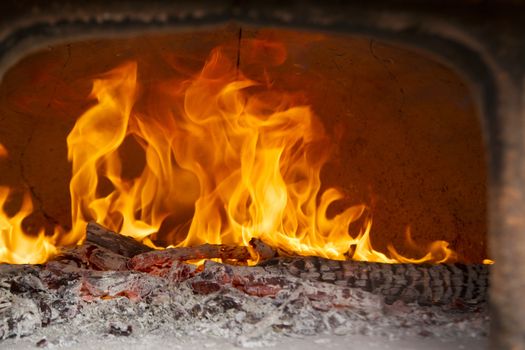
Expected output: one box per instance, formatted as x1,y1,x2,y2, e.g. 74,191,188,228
85,222,275,267
249,238,277,261
128,238,275,271
59,244,129,271
74,222,489,306
149,257,488,307
85,222,154,258
262,256,489,306
129,244,250,271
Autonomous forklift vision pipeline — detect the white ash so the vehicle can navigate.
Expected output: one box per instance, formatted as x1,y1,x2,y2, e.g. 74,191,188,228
0,262,488,348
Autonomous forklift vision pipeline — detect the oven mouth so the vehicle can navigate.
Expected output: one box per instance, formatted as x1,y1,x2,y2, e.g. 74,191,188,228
1,2,518,348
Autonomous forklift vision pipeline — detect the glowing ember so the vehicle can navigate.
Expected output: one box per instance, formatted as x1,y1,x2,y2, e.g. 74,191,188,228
0,41,465,264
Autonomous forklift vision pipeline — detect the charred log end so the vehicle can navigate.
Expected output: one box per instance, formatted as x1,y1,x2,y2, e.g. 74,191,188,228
248,238,277,261
85,222,153,258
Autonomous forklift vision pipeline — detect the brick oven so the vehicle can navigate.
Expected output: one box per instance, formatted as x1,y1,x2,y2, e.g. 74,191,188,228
0,1,522,349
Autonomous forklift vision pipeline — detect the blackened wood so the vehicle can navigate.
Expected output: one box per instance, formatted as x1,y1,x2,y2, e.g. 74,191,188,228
266,256,489,306
78,222,488,306
59,243,129,271
129,244,252,271
129,238,275,271
85,222,154,258
249,237,276,261
85,222,275,268
151,257,489,307
129,253,488,306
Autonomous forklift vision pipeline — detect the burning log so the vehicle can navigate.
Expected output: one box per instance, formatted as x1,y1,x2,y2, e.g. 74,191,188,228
128,238,276,271
58,244,129,271
83,222,276,269
85,222,154,258
129,244,252,271
58,222,488,306
128,256,488,306
268,257,489,306
56,222,154,271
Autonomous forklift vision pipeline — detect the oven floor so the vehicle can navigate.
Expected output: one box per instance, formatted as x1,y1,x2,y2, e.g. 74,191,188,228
0,262,488,349
2,332,487,350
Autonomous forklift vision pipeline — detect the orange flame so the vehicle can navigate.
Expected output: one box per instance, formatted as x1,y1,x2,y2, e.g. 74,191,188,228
387,227,456,264
0,41,468,264
63,44,458,264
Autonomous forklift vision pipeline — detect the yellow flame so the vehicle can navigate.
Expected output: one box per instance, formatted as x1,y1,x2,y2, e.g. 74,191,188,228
66,62,147,242
483,259,494,265
63,45,458,264
0,41,471,264
0,187,58,264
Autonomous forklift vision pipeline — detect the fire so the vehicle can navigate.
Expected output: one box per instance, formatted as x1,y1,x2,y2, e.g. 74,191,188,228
0,141,60,264
387,227,456,264
0,187,59,264
0,41,466,264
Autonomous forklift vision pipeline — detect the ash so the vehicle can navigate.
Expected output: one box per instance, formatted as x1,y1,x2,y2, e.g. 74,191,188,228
0,262,488,349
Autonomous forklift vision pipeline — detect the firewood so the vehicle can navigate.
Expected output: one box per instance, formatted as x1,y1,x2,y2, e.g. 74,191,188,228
73,222,489,306
82,222,275,271
249,237,277,261
128,238,275,271
85,222,154,258
265,256,489,306
137,257,488,306
128,244,250,271
58,243,129,271
85,222,275,267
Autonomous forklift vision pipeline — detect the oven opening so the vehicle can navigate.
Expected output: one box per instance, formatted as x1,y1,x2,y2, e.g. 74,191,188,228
0,24,491,350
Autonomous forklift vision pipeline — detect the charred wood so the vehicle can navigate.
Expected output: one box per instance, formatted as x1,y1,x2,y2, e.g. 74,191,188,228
129,244,251,271
263,257,489,306
60,223,489,307
59,244,129,271
84,222,275,269
128,239,275,271
129,254,488,306
85,222,154,258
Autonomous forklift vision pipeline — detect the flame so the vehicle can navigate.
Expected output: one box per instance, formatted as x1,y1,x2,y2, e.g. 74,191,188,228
63,44,459,264
387,227,457,264
0,41,471,264
0,187,58,264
